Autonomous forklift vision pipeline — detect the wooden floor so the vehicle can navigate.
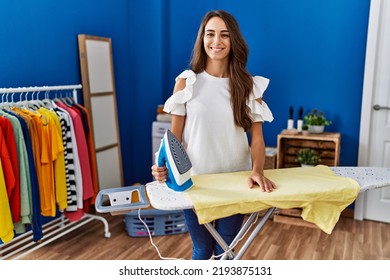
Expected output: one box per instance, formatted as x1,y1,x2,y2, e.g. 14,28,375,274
5,211,390,260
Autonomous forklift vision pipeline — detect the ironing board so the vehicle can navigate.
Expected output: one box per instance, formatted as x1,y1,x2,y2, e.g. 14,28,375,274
95,166,390,260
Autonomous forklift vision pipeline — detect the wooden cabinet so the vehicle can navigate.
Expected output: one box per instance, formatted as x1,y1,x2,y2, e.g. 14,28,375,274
277,131,341,168
264,147,277,170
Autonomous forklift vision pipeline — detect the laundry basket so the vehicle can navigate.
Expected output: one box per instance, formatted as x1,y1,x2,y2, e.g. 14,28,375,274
124,208,187,237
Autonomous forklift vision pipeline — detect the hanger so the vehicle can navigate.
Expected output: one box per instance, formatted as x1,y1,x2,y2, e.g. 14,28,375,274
42,90,57,110
59,90,75,106
0,92,17,114
68,89,77,105
2,92,16,109
14,90,29,109
0,93,8,110
53,89,65,104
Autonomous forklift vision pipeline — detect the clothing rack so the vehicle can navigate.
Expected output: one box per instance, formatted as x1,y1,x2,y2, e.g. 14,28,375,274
0,84,82,104
0,84,82,93
0,84,111,260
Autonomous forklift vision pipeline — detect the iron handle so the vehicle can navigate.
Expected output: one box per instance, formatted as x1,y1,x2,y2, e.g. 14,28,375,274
373,104,390,111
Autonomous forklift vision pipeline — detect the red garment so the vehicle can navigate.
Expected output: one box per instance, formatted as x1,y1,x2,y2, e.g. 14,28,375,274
56,101,94,219
0,128,17,221
76,104,99,203
0,117,21,223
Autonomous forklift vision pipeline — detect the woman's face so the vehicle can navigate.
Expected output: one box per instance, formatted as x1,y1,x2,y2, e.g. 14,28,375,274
203,16,231,62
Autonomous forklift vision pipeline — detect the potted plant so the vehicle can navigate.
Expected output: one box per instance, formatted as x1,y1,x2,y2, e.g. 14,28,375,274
304,109,332,134
296,148,321,167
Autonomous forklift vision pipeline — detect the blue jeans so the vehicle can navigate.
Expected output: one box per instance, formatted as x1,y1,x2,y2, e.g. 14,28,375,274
183,209,244,260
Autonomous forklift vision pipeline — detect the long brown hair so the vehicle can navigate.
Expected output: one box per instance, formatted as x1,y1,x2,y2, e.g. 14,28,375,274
190,10,253,131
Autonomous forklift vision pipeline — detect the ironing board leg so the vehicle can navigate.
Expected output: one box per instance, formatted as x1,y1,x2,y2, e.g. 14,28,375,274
233,207,275,260
203,208,275,260
219,212,259,260
203,222,236,259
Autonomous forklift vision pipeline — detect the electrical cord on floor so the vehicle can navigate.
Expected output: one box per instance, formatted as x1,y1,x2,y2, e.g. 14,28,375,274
138,207,260,260
137,208,185,260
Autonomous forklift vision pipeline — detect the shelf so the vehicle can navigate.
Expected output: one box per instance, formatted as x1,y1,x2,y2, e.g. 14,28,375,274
276,131,341,168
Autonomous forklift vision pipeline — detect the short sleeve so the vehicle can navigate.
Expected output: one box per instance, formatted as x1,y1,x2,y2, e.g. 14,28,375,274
247,76,274,122
163,70,197,116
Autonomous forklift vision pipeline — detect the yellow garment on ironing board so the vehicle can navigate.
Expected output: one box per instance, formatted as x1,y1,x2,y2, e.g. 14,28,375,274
184,165,360,234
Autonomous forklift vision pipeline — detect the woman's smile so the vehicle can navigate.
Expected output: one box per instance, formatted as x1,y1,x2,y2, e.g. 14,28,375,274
203,16,231,61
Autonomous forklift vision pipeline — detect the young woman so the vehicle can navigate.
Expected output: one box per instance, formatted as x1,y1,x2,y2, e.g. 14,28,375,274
151,10,276,260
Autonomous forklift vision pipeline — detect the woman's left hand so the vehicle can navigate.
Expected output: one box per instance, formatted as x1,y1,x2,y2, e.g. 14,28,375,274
247,171,277,192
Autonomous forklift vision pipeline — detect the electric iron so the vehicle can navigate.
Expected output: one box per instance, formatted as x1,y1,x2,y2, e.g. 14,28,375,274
155,129,193,192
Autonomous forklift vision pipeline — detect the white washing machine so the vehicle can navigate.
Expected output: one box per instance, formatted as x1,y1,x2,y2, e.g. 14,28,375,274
152,121,171,163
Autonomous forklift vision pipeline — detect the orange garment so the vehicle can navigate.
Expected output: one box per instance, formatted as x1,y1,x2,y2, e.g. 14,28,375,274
14,108,56,217
39,108,67,211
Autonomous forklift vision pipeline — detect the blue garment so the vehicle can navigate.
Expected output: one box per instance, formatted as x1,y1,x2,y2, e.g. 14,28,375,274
183,209,244,260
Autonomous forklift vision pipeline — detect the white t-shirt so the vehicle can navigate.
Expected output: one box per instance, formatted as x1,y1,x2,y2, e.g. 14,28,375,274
163,70,273,175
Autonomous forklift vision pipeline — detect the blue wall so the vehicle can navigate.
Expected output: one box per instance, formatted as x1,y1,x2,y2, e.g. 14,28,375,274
0,0,370,185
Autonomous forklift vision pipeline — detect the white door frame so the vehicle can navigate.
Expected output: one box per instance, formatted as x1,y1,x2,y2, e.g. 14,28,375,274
356,0,384,220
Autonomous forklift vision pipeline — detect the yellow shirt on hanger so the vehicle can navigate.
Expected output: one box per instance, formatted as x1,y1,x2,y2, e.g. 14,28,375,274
0,160,14,243
37,108,66,216
40,108,67,210
20,108,52,216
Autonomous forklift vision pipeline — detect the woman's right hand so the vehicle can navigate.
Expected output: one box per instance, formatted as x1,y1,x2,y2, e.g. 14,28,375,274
151,164,168,183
